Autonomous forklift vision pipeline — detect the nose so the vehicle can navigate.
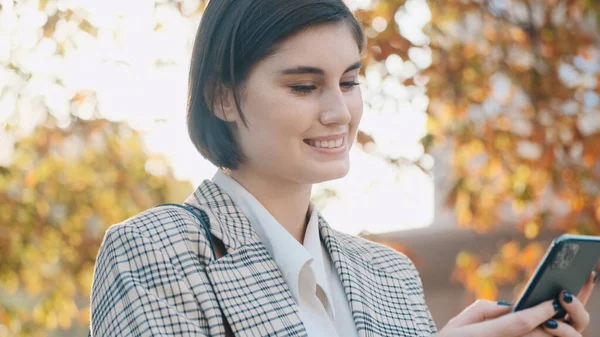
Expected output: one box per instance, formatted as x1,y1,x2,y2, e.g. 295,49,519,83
319,86,352,126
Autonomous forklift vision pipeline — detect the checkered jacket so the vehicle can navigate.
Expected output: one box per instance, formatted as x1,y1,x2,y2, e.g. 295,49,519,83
90,180,437,336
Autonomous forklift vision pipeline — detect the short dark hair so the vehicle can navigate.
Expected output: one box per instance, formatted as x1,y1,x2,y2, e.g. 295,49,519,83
186,0,365,170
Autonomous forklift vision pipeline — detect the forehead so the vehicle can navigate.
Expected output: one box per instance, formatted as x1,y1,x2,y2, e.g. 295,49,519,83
263,23,361,73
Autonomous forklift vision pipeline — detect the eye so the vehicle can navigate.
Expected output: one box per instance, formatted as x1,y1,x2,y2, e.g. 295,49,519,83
290,85,317,95
340,81,360,91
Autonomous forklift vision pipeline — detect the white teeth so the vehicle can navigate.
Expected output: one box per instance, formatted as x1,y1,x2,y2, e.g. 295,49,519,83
306,138,343,149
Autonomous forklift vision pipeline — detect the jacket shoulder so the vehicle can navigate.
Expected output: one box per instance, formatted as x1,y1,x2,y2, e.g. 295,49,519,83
332,230,437,333
334,230,419,278
102,205,213,261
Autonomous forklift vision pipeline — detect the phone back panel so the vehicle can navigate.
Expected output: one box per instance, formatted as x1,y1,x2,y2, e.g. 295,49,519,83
514,235,600,311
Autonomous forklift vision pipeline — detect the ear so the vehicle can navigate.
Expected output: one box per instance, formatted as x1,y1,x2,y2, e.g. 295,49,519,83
212,85,238,123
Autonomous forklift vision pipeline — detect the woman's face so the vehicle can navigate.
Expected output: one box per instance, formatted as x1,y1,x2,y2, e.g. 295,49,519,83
227,22,363,185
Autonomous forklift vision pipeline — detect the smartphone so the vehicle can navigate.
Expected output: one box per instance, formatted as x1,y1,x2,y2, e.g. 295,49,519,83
512,234,600,318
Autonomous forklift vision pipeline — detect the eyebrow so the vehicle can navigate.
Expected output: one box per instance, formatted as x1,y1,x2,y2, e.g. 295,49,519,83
279,61,363,75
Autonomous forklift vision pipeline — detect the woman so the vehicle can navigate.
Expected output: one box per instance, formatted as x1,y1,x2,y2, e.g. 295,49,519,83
89,0,595,336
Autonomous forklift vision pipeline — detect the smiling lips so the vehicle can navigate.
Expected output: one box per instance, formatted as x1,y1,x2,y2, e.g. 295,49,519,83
305,138,343,148
303,133,346,150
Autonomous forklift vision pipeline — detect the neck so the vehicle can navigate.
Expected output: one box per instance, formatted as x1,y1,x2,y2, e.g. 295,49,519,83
229,169,313,243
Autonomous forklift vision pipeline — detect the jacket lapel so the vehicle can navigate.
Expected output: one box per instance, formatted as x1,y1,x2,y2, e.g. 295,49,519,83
318,215,425,337
183,180,427,336
184,180,307,337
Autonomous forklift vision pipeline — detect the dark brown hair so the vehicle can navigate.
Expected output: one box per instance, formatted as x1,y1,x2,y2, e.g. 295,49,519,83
187,0,365,169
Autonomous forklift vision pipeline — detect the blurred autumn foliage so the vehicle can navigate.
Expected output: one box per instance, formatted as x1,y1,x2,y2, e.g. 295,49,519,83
429,0,600,301
0,118,191,336
1,0,600,335
357,0,600,300
1,0,203,335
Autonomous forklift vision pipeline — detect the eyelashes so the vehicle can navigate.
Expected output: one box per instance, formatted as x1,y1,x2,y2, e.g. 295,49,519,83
290,81,360,95
290,85,316,94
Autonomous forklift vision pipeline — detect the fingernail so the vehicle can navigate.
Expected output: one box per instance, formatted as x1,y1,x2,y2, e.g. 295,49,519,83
544,319,558,329
552,299,562,312
594,272,598,283
563,291,573,303
496,301,512,306
552,299,567,319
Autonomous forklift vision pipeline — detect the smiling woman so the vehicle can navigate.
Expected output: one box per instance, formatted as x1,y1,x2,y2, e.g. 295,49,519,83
88,0,594,336
187,2,365,188
200,22,363,189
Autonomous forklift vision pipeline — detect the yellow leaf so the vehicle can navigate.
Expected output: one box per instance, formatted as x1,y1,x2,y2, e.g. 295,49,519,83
501,241,520,260
58,310,72,330
33,304,45,325
524,221,539,239
36,200,50,218
2,271,19,294
478,279,498,300
456,251,474,269
78,306,91,325
46,311,58,330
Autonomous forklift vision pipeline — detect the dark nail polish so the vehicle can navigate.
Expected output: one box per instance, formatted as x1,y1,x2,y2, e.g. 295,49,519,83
552,299,562,312
544,319,558,329
496,301,512,306
594,272,598,283
552,299,567,319
563,291,573,303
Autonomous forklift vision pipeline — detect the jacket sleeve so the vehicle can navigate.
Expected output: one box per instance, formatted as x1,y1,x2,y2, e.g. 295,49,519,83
90,224,211,337
405,257,438,335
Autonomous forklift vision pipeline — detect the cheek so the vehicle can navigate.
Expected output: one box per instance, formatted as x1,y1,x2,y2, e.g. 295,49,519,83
239,91,313,153
261,89,317,130
254,99,312,134
352,94,363,120
348,92,363,130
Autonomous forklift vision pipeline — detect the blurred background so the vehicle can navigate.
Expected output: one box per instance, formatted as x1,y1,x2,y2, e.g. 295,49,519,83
0,0,599,336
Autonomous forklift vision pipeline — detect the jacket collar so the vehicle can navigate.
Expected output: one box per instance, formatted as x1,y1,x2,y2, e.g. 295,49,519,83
183,179,374,263
183,180,422,337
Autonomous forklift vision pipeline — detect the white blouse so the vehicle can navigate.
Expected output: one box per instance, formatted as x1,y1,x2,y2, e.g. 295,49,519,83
212,170,358,337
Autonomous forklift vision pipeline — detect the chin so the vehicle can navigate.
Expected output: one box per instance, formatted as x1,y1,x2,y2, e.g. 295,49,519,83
311,163,350,183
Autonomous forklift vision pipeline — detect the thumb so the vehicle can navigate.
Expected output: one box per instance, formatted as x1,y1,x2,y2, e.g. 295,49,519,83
444,300,512,328
455,299,557,337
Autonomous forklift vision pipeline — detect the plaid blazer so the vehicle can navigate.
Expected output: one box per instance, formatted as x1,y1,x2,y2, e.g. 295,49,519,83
90,180,437,336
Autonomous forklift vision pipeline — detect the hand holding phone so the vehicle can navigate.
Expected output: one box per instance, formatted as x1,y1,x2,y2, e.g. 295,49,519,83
513,234,600,318
438,235,598,337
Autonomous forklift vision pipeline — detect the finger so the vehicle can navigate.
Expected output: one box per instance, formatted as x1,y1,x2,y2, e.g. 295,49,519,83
444,300,512,328
560,290,590,332
460,299,558,337
523,327,554,337
576,271,597,306
542,319,582,337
